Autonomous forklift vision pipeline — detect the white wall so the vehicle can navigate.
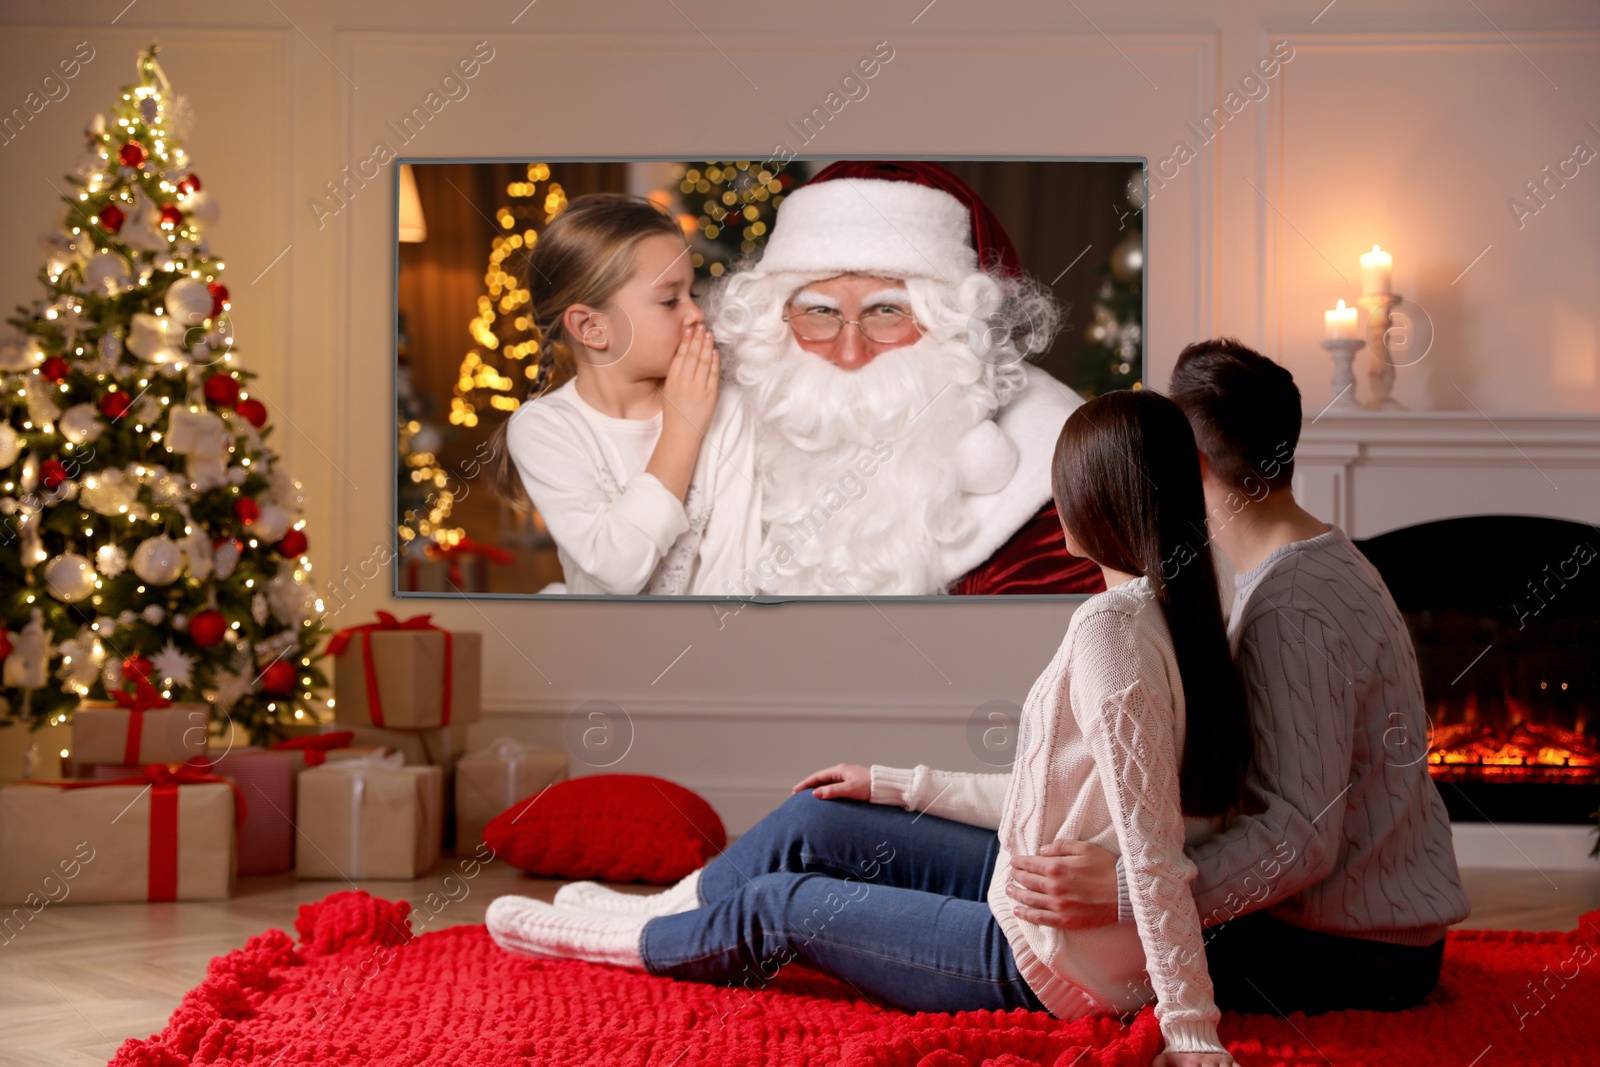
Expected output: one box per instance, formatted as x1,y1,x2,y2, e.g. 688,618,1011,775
3,2,1598,831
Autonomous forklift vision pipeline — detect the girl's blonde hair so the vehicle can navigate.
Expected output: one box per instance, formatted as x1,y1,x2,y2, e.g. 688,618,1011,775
488,192,686,509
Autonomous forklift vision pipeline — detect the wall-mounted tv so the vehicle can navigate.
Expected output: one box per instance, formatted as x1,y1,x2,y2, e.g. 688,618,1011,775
394,158,1146,600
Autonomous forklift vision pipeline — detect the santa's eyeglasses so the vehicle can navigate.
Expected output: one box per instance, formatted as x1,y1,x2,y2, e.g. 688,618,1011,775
782,303,919,344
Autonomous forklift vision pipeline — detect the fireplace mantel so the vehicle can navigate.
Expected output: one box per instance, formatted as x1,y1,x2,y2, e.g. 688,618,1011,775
1296,411,1600,540
1297,410,1600,870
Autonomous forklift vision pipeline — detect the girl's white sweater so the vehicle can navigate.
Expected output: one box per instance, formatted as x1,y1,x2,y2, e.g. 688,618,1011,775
871,577,1227,1055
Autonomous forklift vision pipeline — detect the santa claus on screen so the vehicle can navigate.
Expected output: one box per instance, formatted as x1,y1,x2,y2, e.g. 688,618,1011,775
707,161,1105,597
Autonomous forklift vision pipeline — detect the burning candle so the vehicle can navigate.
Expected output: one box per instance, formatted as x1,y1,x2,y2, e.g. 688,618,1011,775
1324,299,1359,341
1360,244,1392,295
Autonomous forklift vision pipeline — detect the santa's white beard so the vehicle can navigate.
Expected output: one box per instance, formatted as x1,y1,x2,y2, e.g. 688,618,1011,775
732,329,1002,596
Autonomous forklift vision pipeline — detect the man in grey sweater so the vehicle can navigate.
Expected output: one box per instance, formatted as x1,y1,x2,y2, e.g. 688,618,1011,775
1005,338,1470,1014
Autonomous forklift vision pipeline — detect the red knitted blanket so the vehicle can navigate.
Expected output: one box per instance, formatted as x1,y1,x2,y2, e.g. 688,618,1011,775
109,892,1600,1066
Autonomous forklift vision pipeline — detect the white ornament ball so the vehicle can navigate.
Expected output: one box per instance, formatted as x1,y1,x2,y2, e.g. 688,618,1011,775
184,189,221,227
253,504,291,543
0,424,19,468
60,403,105,446
214,538,241,580
164,277,213,325
117,610,137,627
131,534,185,585
44,553,97,602
0,335,42,373
84,253,133,295
142,603,165,625
173,613,188,631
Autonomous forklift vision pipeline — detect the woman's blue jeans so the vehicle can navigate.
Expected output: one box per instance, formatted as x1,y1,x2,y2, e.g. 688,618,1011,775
638,790,1047,1014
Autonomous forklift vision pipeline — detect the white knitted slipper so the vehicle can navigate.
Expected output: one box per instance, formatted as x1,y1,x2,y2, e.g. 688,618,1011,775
485,895,647,968
552,868,703,918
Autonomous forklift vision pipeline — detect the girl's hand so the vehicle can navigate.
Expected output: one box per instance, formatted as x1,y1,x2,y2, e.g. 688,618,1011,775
660,323,719,440
792,763,871,801
1153,1052,1236,1067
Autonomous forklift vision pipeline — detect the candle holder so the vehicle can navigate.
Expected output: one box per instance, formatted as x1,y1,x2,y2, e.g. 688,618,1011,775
1320,338,1364,411
1358,292,1406,410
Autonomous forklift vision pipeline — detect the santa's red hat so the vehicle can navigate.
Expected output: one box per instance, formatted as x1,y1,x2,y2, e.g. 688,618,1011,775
756,160,1022,282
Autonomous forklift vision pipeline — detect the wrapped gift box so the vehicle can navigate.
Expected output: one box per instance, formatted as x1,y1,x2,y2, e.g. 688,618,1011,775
340,723,468,852
455,739,567,851
188,746,298,876
0,769,238,904
295,754,441,880
72,700,210,766
330,613,481,729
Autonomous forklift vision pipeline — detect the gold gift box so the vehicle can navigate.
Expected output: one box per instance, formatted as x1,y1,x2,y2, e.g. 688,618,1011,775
0,778,235,905
294,760,441,880
333,629,481,729
71,701,210,766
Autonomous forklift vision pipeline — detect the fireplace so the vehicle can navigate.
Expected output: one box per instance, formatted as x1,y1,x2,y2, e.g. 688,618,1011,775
1355,515,1600,825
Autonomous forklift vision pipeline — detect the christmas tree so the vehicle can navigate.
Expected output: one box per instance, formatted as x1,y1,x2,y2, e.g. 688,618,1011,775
1063,168,1145,397
668,160,805,282
0,46,327,742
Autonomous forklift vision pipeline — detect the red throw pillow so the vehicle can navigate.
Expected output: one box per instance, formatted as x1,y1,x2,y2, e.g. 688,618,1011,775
483,774,725,884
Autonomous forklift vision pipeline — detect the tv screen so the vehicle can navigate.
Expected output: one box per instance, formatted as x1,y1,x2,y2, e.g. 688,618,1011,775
394,158,1146,599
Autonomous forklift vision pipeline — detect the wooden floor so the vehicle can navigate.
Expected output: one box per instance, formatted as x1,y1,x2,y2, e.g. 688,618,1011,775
3,862,1598,1066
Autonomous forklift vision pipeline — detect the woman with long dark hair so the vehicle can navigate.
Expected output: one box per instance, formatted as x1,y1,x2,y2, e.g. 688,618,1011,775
488,389,1251,1067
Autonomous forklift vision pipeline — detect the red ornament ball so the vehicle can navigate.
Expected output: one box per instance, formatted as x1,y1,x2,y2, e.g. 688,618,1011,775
235,397,267,428
158,204,183,230
0,630,11,661
118,141,147,168
204,373,241,408
188,609,228,648
97,203,126,234
122,655,154,685
40,459,69,489
260,659,298,696
275,529,309,558
41,356,70,383
177,173,202,195
234,497,260,525
100,391,133,420
207,282,229,318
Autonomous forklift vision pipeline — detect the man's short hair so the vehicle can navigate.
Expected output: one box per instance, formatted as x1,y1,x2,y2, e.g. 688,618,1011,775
1168,338,1301,493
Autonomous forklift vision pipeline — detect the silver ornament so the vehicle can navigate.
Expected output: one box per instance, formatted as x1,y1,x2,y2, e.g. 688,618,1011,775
44,553,97,602
131,534,185,585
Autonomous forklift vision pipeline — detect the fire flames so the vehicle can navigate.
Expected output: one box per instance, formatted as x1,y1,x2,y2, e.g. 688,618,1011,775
1427,693,1598,784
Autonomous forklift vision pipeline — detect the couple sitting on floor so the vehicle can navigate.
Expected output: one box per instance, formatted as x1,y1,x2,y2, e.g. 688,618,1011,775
486,341,1470,1067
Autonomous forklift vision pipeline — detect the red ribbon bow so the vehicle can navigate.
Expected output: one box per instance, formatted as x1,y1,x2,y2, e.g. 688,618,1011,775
269,731,358,766
110,678,174,764
326,612,453,727
18,765,246,902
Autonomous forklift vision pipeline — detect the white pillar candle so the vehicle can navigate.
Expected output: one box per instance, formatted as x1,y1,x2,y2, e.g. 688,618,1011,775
1324,299,1359,341
1360,245,1392,295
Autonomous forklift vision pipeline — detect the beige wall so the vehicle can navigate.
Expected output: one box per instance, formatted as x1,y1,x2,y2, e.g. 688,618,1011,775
3,3,1598,829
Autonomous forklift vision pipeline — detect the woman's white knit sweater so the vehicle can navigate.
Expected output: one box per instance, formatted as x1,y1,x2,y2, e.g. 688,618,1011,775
871,577,1227,1055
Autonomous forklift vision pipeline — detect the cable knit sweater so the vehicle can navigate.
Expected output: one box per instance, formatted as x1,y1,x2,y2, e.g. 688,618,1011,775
1110,527,1470,941
871,577,1227,1056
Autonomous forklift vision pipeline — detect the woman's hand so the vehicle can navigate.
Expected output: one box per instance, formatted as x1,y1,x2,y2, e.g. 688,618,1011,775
1152,1052,1236,1067
660,323,719,441
792,763,871,802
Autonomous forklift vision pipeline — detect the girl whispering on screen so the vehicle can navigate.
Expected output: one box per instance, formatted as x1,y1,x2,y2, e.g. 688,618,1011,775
489,194,761,595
